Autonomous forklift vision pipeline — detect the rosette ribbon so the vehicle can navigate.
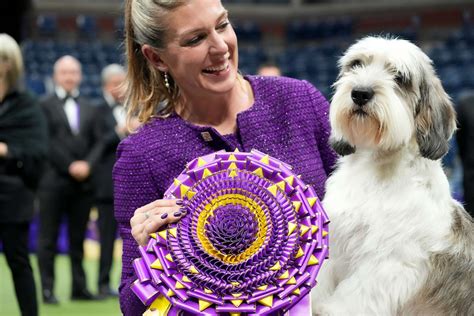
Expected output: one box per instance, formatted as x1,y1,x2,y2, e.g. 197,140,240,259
132,149,329,315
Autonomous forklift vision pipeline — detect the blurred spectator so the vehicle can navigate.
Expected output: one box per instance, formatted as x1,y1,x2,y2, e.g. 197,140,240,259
257,62,282,77
94,63,127,299
37,55,102,304
0,33,47,316
456,92,474,217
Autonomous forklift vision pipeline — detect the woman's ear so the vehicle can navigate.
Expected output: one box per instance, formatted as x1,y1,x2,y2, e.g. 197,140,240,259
141,44,168,72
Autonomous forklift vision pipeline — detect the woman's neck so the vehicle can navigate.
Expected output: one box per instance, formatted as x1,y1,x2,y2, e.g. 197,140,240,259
177,77,253,135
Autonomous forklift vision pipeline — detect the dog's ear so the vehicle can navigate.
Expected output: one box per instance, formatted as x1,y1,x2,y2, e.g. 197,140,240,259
330,137,356,156
415,73,456,160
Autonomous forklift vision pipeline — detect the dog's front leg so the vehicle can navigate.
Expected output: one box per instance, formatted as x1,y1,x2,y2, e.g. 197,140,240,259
313,258,426,316
311,257,338,315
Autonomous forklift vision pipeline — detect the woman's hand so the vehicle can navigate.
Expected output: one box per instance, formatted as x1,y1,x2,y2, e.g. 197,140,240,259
130,199,185,246
0,142,8,158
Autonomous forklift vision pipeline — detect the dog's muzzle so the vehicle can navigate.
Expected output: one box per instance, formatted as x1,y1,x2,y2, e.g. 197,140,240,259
351,88,374,107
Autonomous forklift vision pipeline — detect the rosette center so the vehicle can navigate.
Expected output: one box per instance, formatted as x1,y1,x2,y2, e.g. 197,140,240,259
205,205,258,255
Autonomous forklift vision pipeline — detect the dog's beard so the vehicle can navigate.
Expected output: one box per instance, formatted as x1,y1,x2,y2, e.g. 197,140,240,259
338,109,382,148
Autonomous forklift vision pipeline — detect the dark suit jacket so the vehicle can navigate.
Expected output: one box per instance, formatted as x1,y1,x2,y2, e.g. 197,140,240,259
94,99,122,201
456,93,474,214
0,90,48,222
39,93,103,192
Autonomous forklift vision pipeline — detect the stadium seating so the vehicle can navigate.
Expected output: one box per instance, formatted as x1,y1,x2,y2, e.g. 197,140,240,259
22,13,474,103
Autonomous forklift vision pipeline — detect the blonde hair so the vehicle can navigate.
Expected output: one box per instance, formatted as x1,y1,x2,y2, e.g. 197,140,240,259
124,0,187,125
0,33,24,91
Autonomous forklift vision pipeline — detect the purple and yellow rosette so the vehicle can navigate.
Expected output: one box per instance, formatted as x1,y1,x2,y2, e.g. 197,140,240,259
132,149,329,315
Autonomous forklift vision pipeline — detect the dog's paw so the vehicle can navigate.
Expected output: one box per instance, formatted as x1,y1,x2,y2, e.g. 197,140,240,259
312,303,331,316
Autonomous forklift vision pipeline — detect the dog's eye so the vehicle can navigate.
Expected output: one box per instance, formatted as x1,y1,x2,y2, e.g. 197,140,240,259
395,74,404,84
395,73,411,87
349,60,362,68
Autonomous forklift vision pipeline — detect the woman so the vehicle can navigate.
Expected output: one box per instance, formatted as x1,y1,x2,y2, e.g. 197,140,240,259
0,33,48,316
115,0,337,314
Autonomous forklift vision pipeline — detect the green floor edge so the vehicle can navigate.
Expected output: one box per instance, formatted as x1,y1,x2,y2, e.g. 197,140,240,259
0,255,122,316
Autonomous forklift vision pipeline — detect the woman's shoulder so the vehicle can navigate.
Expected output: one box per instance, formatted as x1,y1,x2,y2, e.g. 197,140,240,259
4,90,44,117
246,75,328,114
247,75,325,103
247,74,317,91
117,114,189,159
121,116,172,144
5,90,35,106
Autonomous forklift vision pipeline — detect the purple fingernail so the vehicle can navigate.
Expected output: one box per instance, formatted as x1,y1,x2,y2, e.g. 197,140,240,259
179,207,187,212
174,211,182,217
176,200,184,206
160,213,168,219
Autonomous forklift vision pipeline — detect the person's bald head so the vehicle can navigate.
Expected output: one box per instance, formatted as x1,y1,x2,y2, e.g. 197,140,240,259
53,55,82,93
102,64,126,103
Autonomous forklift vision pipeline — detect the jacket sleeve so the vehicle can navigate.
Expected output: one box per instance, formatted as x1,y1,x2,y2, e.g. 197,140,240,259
3,95,49,189
113,136,161,316
456,99,467,162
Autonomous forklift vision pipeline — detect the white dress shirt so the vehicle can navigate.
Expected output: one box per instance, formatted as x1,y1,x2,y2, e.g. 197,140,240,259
56,87,80,134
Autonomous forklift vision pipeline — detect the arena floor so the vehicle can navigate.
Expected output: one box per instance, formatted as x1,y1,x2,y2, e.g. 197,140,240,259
0,254,121,316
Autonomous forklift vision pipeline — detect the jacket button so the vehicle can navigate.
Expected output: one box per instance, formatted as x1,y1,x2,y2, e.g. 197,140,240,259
201,131,213,142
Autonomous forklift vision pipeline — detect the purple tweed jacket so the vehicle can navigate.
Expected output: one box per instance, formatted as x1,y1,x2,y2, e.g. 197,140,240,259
113,75,337,315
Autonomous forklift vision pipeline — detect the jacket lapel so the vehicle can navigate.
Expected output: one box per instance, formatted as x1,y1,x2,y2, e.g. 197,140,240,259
53,96,74,134
78,97,88,134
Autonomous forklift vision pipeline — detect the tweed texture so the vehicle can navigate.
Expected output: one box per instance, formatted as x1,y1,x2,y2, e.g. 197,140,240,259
113,75,337,315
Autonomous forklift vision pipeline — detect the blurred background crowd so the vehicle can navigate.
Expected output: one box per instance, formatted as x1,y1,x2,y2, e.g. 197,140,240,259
1,0,474,315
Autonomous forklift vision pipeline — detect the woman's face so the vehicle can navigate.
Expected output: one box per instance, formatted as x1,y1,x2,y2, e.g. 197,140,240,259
154,0,238,98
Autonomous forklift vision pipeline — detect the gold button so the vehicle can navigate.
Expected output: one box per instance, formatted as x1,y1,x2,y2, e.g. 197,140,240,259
201,131,213,142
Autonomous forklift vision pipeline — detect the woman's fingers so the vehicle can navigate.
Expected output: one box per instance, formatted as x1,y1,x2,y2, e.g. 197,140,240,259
131,199,182,225
136,199,181,214
131,199,186,245
143,205,182,232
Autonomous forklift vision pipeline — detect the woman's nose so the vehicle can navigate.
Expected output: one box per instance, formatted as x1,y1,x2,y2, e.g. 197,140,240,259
209,31,228,55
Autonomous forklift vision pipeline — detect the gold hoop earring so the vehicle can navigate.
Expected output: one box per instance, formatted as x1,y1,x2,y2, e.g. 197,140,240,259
163,72,171,93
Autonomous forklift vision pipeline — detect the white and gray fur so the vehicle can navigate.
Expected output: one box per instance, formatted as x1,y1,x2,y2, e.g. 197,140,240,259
312,36,474,316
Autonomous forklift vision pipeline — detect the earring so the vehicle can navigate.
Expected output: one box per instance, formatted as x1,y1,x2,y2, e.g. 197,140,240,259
163,72,170,93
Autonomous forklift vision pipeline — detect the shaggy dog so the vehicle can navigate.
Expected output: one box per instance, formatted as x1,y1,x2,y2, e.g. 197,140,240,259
312,36,474,316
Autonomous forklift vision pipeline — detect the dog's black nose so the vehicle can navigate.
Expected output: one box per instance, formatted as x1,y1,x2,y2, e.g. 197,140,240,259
351,88,374,106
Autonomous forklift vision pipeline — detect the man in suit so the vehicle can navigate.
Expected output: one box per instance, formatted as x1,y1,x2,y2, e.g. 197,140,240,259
457,92,474,218
94,64,127,298
37,55,102,304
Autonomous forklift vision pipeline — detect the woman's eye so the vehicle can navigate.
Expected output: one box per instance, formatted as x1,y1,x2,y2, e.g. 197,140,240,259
185,34,205,46
217,21,229,31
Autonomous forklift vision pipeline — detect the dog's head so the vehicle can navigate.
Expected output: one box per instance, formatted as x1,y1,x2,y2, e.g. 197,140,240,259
330,36,456,160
